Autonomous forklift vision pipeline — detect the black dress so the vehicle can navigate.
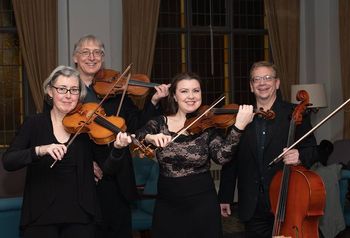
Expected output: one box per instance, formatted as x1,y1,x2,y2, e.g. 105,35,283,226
136,116,243,238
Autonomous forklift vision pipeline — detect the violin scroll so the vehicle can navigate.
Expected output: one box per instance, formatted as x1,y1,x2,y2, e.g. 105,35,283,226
256,107,275,120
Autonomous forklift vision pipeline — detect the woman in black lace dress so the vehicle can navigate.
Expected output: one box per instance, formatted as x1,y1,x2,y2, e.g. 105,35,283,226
136,72,254,238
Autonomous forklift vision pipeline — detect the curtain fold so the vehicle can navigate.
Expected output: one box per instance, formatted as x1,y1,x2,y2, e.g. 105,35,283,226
122,0,160,108
12,0,57,113
339,0,350,139
264,0,300,101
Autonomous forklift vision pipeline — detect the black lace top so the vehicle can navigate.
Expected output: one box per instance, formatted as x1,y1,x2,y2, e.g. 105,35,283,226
136,116,243,178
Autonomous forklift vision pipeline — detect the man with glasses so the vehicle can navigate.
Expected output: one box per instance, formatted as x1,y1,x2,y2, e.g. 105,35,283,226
71,35,169,238
218,61,318,237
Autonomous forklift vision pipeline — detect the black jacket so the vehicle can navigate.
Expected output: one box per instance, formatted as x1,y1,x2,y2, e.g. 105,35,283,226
218,99,318,221
2,112,126,227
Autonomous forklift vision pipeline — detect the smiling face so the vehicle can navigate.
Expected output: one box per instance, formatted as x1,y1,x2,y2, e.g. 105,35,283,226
73,39,104,83
250,66,280,103
48,75,80,115
174,79,202,114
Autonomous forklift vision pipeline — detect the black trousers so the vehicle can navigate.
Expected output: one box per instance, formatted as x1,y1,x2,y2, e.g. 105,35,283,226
23,223,95,238
244,191,274,238
96,178,132,238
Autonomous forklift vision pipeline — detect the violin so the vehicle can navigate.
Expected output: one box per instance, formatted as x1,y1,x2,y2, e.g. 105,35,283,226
93,68,159,98
184,104,275,135
62,102,154,157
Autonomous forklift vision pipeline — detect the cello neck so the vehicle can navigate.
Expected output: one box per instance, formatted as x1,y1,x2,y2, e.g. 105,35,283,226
272,118,297,236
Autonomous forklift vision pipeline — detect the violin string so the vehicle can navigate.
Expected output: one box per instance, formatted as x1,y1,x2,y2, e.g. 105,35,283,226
50,106,96,168
98,64,132,108
116,72,131,117
91,113,153,156
51,65,132,168
171,95,226,143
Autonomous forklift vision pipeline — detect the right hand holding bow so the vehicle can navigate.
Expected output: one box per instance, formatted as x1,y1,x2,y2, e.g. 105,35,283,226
145,133,172,147
36,143,67,161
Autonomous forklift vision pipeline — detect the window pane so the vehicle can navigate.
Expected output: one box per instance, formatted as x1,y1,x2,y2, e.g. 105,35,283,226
0,0,16,27
158,0,183,28
232,0,264,29
190,33,225,105
152,33,183,83
192,0,226,27
152,0,270,108
0,0,22,147
232,33,270,104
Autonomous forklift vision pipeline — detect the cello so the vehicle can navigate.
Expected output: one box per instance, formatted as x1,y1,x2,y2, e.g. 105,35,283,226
269,90,326,238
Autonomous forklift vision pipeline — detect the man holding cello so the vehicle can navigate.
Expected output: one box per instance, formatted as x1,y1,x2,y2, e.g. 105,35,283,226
72,34,170,238
218,61,320,238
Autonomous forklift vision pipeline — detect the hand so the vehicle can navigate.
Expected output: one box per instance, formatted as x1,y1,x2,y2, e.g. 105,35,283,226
220,203,231,217
93,161,103,183
37,143,67,161
282,148,300,165
151,84,171,105
145,133,172,147
234,105,254,130
113,132,132,149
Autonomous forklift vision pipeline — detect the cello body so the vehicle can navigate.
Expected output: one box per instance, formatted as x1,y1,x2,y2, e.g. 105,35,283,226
269,165,326,238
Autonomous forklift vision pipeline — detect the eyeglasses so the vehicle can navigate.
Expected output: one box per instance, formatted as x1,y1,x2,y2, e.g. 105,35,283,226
51,85,80,95
78,49,104,58
251,75,276,83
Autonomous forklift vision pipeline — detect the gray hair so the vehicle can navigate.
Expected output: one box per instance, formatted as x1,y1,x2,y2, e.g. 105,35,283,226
43,65,87,105
73,34,105,55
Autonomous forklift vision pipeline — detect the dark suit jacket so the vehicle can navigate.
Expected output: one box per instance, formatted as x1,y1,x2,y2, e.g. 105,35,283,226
218,98,318,222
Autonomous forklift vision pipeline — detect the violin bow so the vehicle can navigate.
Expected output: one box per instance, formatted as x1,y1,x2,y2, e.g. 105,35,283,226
116,72,132,116
269,97,350,166
50,64,132,168
171,95,226,143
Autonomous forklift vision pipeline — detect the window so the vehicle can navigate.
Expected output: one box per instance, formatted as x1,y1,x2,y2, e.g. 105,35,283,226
151,0,272,105
0,0,23,147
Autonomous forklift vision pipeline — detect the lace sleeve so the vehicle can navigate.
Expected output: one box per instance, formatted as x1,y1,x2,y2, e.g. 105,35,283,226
135,116,165,141
209,126,243,165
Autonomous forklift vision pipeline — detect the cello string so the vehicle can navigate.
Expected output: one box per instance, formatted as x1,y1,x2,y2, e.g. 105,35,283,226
273,167,285,235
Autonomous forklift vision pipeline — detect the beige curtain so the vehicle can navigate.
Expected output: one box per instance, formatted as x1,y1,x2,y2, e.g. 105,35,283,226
264,0,300,101
339,0,350,139
12,0,57,113
122,0,160,108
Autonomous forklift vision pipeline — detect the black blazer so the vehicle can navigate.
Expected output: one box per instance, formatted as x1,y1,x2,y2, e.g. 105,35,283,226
218,99,318,221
